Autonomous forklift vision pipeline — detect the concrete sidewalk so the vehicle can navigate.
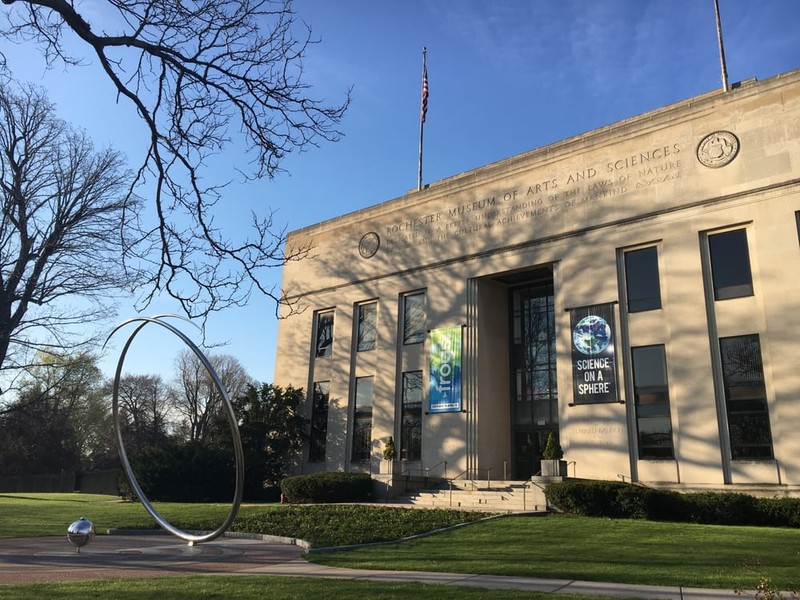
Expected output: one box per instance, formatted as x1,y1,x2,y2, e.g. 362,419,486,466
0,533,749,599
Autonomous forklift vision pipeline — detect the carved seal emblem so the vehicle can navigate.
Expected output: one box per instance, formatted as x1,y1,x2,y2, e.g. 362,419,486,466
697,131,739,168
358,232,380,258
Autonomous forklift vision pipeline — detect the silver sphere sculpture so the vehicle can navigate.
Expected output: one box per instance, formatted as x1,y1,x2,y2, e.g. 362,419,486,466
67,517,95,553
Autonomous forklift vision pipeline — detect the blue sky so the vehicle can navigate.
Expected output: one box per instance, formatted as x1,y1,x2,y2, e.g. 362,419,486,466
2,0,799,384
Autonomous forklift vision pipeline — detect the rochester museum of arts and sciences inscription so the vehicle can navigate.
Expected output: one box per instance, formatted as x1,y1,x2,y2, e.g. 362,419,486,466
382,143,683,250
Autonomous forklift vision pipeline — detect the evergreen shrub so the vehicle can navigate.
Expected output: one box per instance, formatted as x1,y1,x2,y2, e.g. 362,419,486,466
281,472,373,504
544,480,800,527
124,442,234,502
685,491,760,526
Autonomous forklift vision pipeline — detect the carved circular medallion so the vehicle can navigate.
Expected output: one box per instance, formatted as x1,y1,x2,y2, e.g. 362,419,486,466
358,231,380,258
696,131,740,168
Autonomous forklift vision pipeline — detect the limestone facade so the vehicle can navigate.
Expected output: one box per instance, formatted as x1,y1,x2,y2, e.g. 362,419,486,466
274,69,800,489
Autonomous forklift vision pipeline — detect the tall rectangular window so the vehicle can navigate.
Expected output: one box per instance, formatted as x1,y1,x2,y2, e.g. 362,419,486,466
315,310,334,357
403,292,426,345
400,371,423,460
356,302,377,352
631,345,674,459
708,229,753,300
720,335,773,459
795,211,800,246
624,246,662,312
309,381,330,462
351,376,374,462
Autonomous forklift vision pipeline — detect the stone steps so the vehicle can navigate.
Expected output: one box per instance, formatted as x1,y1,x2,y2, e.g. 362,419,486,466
397,480,548,513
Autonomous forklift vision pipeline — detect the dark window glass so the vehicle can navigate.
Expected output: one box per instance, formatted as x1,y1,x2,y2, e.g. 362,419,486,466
796,211,800,246
351,377,374,462
708,229,753,300
309,381,329,462
624,247,662,312
315,311,334,357
403,292,426,345
632,345,674,459
357,302,377,352
400,371,423,460
510,285,558,430
720,335,773,459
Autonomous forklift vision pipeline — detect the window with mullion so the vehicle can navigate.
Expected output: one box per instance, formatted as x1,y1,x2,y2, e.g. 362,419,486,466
720,335,773,459
315,310,334,357
403,292,426,345
309,381,329,462
708,229,754,300
632,345,674,459
624,246,662,312
400,371,423,460
351,376,374,462
356,302,377,352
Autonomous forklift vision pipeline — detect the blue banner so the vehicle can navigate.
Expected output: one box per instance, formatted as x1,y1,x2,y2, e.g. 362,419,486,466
429,326,462,413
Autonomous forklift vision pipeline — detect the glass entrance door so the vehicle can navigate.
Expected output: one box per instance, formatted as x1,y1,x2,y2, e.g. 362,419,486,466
510,281,558,479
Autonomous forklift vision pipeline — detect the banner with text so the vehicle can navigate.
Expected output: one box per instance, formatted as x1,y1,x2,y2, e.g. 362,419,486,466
570,303,618,405
429,326,462,413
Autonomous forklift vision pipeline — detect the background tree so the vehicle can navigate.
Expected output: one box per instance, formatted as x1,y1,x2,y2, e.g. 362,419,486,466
172,350,252,443
0,81,142,384
225,383,306,497
112,373,172,453
0,0,349,318
0,352,110,475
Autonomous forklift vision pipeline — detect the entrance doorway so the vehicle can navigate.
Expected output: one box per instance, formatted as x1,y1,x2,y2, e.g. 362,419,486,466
509,277,558,479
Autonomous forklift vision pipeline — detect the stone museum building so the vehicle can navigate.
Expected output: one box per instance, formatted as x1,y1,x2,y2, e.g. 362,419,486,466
274,68,800,492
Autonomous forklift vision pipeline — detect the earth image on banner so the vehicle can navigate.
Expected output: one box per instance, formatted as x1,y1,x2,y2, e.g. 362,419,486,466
573,315,611,355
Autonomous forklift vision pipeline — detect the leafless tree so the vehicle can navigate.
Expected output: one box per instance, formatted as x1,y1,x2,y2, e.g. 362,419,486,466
0,0,349,318
0,81,142,384
113,373,172,450
172,349,252,443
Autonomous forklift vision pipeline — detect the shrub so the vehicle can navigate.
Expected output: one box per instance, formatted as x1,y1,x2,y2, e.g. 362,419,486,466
544,480,800,528
683,491,761,526
542,432,564,460
231,505,489,548
757,496,800,527
125,442,234,502
281,472,373,504
545,480,628,517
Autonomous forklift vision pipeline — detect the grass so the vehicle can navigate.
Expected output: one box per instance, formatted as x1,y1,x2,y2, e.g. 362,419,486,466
0,493,489,547
0,575,621,600
1,493,798,595
0,493,231,539
310,514,800,590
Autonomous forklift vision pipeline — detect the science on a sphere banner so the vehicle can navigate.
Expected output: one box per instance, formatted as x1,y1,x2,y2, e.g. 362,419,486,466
429,326,462,413
569,303,618,405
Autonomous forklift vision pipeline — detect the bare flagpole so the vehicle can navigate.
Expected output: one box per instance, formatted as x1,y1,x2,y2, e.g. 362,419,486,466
713,0,730,92
417,47,428,191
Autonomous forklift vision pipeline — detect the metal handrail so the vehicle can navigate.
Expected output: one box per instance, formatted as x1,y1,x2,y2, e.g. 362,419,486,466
446,467,493,490
567,460,577,478
425,460,448,479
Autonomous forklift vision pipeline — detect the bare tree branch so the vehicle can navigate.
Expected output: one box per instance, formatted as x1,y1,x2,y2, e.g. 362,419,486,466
1,0,347,319
0,81,144,384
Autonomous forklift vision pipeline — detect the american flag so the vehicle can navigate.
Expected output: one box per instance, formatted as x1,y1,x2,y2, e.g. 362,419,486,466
420,64,429,124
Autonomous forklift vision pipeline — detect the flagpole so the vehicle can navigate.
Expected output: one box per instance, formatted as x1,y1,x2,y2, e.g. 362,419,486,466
713,0,729,92
417,47,428,191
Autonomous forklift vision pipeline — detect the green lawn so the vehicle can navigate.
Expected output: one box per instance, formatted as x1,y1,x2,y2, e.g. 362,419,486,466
0,575,621,600
0,493,231,538
1,493,798,596
310,514,800,590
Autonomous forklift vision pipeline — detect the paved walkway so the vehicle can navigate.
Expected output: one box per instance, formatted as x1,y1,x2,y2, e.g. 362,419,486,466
0,533,749,599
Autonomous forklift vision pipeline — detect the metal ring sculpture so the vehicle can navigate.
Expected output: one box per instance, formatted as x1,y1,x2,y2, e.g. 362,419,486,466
105,315,244,545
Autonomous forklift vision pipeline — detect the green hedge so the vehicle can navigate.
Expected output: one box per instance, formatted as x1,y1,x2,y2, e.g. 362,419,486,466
281,472,373,504
544,480,800,527
122,442,235,502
